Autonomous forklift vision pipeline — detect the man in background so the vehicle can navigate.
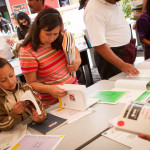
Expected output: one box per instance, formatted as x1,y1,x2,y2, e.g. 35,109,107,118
0,12,11,34
28,0,51,13
83,0,139,80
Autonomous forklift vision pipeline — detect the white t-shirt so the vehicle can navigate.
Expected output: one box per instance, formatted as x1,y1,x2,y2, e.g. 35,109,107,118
84,0,131,47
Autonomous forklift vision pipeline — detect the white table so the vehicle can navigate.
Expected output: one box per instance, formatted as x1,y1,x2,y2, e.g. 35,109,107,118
35,80,125,150
81,136,131,150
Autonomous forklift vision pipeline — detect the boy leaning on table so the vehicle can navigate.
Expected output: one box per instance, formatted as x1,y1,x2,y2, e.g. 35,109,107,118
0,57,47,131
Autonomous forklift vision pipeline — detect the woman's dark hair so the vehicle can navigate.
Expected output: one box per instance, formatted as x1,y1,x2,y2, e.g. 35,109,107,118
17,12,31,27
0,58,13,68
146,0,150,16
22,8,63,51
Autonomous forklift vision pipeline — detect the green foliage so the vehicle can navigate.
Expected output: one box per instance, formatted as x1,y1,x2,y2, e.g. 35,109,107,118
120,0,132,18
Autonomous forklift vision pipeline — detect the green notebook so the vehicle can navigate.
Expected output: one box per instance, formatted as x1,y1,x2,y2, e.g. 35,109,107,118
89,91,126,104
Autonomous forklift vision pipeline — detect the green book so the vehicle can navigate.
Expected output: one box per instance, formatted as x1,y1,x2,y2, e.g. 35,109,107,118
89,91,126,104
136,91,150,102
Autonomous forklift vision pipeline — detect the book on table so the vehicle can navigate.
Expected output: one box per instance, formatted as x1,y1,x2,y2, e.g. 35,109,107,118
28,113,67,135
57,84,98,111
9,134,64,150
115,101,150,135
111,79,150,104
88,90,127,104
88,79,150,104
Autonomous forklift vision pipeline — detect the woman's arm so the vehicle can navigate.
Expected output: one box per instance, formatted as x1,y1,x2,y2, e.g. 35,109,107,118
24,71,67,98
141,38,150,46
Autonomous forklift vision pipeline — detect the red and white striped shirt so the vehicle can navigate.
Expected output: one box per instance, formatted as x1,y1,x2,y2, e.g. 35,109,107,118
19,43,77,107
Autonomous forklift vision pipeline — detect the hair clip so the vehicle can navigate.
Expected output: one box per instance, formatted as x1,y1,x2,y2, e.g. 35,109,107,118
39,13,59,22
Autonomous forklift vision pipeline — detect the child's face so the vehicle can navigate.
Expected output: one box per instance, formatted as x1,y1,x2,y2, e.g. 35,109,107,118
0,64,17,91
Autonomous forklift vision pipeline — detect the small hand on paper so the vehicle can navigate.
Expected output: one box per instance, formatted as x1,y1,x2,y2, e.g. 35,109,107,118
120,62,139,77
48,85,67,98
138,133,150,141
32,109,45,123
67,58,81,73
12,101,26,114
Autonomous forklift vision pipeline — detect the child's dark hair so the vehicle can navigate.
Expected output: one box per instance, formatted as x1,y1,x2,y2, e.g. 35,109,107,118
0,58,13,68
146,0,150,16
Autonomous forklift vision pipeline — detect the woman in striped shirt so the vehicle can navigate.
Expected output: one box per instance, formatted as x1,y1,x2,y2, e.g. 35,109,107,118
19,8,81,108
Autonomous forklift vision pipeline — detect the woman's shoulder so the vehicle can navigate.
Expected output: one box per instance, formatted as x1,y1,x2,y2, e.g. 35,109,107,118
20,42,33,52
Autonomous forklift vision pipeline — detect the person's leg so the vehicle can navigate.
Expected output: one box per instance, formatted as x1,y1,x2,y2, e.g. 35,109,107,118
144,45,150,60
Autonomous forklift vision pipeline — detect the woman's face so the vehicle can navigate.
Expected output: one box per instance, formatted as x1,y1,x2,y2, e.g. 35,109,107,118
39,26,60,46
19,18,28,26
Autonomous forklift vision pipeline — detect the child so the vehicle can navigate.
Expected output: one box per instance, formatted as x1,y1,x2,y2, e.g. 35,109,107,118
137,0,150,60
0,58,47,131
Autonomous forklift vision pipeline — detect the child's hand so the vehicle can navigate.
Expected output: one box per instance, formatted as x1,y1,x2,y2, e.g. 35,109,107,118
13,101,26,114
32,109,45,123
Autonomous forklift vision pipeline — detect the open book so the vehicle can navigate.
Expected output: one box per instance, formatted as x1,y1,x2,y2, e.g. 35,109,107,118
115,101,150,135
57,84,98,111
111,79,150,103
20,90,42,115
88,91,127,104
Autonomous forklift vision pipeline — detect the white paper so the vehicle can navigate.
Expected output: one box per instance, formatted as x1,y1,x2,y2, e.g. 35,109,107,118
126,69,150,78
114,79,149,90
0,124,27,150
0,35,14,60
136,62,150,69
103,127,150,150
50,107,95,123
9,134,65,150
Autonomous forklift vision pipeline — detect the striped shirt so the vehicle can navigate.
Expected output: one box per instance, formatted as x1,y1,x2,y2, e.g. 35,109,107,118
19,43,77,107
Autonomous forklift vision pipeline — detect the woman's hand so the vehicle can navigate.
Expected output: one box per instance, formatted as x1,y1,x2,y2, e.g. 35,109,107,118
6,39,15,45
67,58,81,73
47,85,67,98
13,101,26,114
32,109,45,123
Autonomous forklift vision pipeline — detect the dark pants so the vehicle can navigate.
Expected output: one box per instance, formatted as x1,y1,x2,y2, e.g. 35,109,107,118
144,45,150,60
94,46,125,80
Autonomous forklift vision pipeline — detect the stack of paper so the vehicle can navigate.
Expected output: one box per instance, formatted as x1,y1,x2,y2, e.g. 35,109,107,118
62,30,76,77
130,0,143,20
